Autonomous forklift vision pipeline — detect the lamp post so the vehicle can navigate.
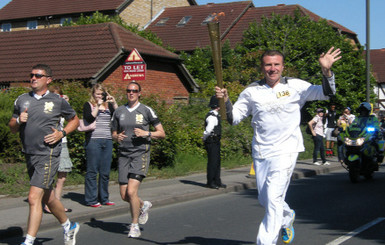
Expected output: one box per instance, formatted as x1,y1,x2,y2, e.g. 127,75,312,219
366,0,370,102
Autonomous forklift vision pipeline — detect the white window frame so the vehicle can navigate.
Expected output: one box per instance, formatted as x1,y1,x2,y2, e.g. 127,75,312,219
27,20,37,30
1,23,11,32
155,17,169,26
177,16,192,27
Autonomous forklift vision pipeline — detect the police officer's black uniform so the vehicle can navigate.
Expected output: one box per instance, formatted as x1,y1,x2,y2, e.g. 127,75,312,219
204,96,226,189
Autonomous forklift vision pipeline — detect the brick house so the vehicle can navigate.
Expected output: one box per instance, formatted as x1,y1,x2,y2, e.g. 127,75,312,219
146,1,359,53
0,22,199,103
369,49,385,113
0,0,197,32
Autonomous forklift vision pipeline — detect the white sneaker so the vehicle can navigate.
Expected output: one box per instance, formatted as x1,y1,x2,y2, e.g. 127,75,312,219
64,222,79,245
323,161,330,166
128,224,141,238
313,162,321,165
139,201,152,225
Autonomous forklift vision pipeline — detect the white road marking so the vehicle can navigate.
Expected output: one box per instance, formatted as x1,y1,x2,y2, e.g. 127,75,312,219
326,217,385,245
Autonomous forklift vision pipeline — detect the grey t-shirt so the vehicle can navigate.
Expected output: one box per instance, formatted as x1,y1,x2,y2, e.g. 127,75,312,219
12,91,77,156
111,103,161,155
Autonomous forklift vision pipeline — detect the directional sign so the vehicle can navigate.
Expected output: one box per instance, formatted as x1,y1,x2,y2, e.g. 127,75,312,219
122,48,146,81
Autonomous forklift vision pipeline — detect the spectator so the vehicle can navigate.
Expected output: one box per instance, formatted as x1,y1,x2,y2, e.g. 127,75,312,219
324,104,337,156
83,84,118,208
337,110,351,163
308,108,330,166
345,107,355,124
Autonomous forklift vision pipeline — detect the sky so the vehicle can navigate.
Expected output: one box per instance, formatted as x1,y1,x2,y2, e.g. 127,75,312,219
0,0,383,49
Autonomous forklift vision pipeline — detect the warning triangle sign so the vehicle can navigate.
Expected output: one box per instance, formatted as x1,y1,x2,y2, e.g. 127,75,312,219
126,48,144,62
124,73,131,80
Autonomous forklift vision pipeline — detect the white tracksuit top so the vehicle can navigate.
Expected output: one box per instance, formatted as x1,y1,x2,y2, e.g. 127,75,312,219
227,75,335,159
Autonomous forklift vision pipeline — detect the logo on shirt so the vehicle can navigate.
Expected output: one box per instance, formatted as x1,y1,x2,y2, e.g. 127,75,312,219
265,101,285,114
44,102,54,114
136,114,144,124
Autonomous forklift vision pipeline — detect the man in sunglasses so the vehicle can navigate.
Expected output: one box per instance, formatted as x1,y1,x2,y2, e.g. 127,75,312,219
9,64,80,245
111,81,165,238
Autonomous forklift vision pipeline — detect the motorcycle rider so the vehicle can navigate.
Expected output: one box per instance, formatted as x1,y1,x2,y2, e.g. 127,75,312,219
346,102,383,164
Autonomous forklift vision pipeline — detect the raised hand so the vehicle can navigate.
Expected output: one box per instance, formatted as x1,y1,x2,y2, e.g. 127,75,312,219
319,47,342,76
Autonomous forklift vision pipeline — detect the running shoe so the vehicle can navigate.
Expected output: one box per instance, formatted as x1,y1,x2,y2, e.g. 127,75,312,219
64,222,80,245
139,201,152,225
282,210,295,244
128,225,141,238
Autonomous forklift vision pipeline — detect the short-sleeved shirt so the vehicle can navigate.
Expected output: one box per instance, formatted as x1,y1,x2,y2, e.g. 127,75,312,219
12,91,77,156
325,109,337,128
111,102,161,155
312,114,325,136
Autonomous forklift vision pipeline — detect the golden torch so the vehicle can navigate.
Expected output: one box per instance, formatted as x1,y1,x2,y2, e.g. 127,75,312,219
207,13,226,120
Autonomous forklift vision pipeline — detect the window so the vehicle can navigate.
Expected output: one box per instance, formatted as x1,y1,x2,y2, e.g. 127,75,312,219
155,17,169,26
1,23,11,32
27,20,37,30
202,14,215,25
177,16,191,27
60,17,72,26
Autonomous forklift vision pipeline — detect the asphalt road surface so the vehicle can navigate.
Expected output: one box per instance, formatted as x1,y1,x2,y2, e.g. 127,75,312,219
2,167,385,245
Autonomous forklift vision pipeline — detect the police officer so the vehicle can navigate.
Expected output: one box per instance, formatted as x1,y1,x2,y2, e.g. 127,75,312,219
203,96,226,189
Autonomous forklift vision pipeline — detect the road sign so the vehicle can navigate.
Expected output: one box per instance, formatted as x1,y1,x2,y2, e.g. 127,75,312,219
122,48,146,81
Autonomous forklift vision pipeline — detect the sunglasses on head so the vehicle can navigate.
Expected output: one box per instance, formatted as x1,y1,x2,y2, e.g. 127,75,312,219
30,73,49,79
126,89,139,93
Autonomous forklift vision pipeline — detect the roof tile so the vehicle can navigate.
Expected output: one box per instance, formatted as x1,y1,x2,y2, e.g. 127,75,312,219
0,22,179,82
0,0,125,21
366,49,385,83
147,1,253,52
147,2,357,51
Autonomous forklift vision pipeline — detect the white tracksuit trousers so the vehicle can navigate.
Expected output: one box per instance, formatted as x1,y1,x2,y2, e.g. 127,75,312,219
255,153,297,245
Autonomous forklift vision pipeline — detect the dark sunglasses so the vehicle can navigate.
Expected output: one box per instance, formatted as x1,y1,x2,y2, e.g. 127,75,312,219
126,89,139,93
30,73,49,79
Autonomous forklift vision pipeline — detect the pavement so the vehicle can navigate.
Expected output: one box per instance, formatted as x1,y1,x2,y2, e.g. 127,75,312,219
0,156,343,240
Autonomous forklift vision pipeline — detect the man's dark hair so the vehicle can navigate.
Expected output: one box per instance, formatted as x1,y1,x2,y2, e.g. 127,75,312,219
32,64,52,77
128,81,142,92
260,50,285,65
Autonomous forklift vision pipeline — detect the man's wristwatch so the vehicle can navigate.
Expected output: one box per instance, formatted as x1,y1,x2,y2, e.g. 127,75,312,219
60,130,67,138
148,131,151,138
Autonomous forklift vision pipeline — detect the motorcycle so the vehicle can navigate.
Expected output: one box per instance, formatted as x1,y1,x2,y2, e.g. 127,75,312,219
340,123,384,183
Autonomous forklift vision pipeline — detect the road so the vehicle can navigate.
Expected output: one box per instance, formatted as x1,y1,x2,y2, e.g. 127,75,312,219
2,167,385,245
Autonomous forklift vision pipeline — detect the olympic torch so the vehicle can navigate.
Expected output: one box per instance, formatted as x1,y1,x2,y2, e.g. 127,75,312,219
208,18,226,120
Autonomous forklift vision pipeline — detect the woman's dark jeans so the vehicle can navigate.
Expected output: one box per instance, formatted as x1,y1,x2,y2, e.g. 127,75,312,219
84,138,113,205
313,134,326,163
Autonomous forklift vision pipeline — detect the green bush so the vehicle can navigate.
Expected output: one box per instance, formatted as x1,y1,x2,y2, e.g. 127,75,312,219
0,87,30,162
